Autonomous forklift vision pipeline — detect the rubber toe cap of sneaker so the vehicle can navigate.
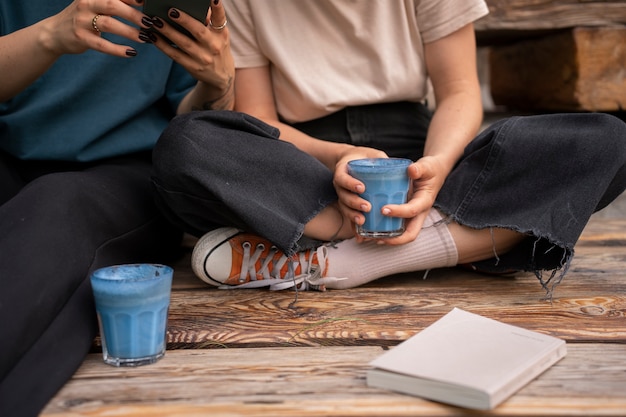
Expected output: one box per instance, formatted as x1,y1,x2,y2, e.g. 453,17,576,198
191,228,239,286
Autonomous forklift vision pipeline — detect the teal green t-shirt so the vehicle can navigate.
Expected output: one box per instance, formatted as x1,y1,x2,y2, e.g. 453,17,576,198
0,2,196,162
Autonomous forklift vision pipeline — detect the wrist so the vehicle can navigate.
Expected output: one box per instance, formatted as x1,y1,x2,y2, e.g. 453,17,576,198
181,78,235,113
38,17,66,58
335,143,358,165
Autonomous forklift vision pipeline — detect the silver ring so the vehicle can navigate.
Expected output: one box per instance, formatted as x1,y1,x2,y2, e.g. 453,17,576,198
92,14,102,33
209,18,227,31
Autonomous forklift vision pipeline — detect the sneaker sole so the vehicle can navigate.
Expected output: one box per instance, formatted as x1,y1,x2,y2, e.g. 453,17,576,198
191,227,242,286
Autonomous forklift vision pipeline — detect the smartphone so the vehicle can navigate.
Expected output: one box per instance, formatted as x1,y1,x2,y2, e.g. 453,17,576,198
143,0,211,38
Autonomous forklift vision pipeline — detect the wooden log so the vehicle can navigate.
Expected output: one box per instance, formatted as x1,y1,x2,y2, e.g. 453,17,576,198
479,0,626,30
489,27,626,111
476,0,626,44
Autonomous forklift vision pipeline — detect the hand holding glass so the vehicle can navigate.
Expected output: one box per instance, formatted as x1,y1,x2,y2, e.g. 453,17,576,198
347,158,412,238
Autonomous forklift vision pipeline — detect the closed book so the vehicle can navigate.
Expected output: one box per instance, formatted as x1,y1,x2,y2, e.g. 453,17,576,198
367,308,566,410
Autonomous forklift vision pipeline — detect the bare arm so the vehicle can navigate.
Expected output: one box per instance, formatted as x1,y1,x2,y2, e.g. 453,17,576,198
0,0,150,102
1,0,235,113
372,23,484,245
234,65,372,170
423,23,483,179
0,20,58,101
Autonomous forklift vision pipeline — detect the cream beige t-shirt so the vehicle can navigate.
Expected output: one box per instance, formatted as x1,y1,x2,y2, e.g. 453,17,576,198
226,0,488,123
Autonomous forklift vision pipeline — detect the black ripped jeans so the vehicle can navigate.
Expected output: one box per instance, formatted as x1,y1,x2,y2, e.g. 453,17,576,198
152,103,626,293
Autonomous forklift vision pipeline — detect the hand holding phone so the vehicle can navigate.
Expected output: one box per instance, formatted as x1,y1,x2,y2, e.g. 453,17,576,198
143,0,212,38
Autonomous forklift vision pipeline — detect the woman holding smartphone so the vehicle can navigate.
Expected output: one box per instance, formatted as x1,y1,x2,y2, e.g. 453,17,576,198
0,0,233,415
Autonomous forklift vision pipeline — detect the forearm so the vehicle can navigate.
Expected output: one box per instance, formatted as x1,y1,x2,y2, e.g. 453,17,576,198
258,117,355,171
233,66,376,171
423,23,484,177
424,87,483,176
178,76,235,113
1,0,148,101
0,18,61,101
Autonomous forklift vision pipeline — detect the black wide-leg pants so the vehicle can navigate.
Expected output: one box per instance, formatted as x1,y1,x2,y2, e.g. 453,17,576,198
152,104,626,288
0,152,182,417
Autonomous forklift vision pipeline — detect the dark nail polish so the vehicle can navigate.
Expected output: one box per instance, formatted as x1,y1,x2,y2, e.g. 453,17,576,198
136,0,143,3
152,17,164,28
139,31,152,43
141,16,154,28
126,48,138,57
213,0,219,5
169,9,180,19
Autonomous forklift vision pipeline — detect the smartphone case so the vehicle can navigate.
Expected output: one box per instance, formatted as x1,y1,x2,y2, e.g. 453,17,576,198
143,0,211,38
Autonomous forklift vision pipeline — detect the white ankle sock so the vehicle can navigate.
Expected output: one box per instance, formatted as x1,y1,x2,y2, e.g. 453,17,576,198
323,209,458,289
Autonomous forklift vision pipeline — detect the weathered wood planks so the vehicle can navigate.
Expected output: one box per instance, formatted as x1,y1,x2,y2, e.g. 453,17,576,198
42,345,626,416
163,261,626,348
41,218,626,416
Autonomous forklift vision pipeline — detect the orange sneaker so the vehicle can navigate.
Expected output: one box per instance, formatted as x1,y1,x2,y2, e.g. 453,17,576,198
191,228,338,291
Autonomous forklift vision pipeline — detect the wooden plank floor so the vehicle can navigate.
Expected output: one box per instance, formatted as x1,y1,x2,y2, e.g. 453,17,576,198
42,217,626,416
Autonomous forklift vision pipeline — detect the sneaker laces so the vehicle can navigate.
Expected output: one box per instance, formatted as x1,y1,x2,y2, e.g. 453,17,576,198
218,243,345,291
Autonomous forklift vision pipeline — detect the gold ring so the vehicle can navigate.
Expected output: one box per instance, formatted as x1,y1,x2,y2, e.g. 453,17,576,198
209,18,227,31
92,14,102,33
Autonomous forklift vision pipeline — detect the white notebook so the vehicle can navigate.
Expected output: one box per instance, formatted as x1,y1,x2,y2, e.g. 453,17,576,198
367,308,567,410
